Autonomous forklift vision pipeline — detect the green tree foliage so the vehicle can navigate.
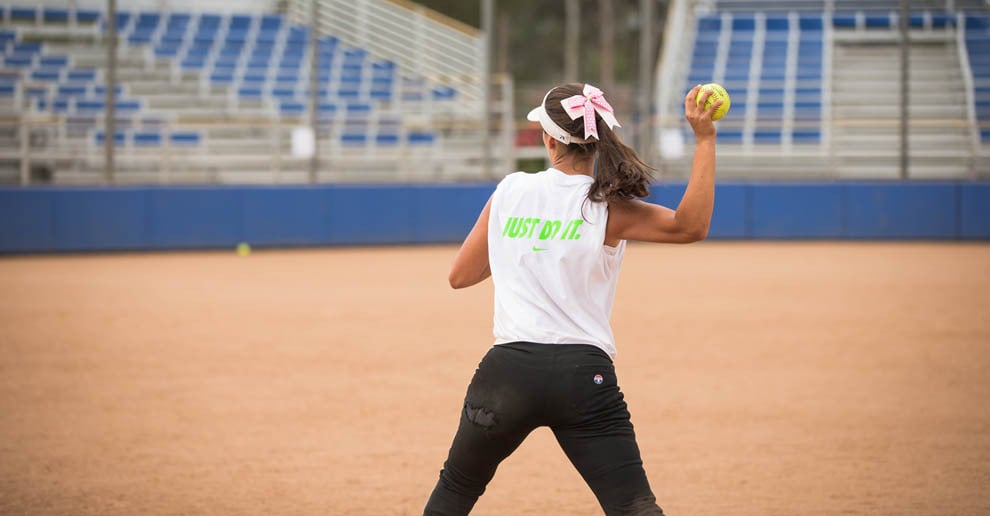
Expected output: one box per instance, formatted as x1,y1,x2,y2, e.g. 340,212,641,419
413,0,666,85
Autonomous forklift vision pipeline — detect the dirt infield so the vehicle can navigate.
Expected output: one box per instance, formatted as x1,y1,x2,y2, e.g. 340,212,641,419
1,242,988,516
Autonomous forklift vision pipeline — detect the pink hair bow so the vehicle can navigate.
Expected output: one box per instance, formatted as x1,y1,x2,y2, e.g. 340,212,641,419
560,84,621,141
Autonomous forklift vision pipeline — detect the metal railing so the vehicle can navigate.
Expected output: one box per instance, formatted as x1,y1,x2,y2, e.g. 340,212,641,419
653,0,985,179
287,0,484,104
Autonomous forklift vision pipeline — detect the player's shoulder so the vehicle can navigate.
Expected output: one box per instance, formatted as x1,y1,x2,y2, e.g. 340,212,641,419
495,171,539,194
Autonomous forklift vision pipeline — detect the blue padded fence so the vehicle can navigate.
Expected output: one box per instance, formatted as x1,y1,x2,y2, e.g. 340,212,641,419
0,182,988,253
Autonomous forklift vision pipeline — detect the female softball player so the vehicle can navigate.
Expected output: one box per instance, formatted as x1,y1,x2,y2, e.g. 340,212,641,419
424,83,720,515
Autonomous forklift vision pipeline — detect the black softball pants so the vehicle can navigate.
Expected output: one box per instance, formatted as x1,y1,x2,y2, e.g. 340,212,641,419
424,342,664,515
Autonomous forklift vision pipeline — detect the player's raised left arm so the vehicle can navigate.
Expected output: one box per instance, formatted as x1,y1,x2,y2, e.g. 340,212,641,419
448,196,492,289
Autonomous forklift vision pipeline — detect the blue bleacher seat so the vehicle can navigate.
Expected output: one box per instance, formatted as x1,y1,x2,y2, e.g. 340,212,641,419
230,15,253,30
77,10,101,23
346,102,372,115
58,85,87,96
117,100,141,112
95,131,126,145
256,31,280,45
766,16,788,31
238,87,263,98
226,31,249,44
10,7,37,21
43,8,69,23
210,71,235,83
93,85,124,96
799,15,823,31
432,86,456,100
271,87,296,99
408,131,436,145
279,101,305,115
338,87,361,100
160,33,185,45
0,84,14,96
260,14,283,31
133,131,162,146
66,69,97,82
370,89,392,101
318,102,337,116
286,28,308,45
341,133,368,145
276,72,301,84
242,72,267,84
212,59,238,71
13,42,42,54
376,133,400,145
697,16,720,33
31,69,61,81
24,86,46,99
833,13,857,28
181,57,207,70
754,130,782,144
792,130,820,143
155,47,181,58
5,56,34,68
759,88,784,100
128,32,154,45
864,14,892,29
200,13,222,26
113,12,130,28
931,13,954,28
731,15,755,32
135,13,160,27
981,128,990,142
170,132,202,146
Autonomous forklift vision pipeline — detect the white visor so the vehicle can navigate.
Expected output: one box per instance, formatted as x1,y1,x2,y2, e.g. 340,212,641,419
526,89,579,145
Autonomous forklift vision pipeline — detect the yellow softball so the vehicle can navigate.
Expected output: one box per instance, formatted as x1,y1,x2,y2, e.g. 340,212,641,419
696,83,731,121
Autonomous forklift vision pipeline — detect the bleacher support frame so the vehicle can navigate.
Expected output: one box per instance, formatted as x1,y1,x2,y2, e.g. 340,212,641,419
0,1,514,185
654,0,990,180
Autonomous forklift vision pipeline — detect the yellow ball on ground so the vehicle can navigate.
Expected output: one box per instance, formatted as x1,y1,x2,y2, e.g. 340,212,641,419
696,83,731,121
236,242,251,256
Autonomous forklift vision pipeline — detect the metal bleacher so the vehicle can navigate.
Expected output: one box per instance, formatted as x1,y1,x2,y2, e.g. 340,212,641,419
0,2,506,185
656,0,990,179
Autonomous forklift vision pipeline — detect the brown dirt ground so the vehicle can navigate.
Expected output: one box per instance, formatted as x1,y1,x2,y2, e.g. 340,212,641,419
0,242,988,516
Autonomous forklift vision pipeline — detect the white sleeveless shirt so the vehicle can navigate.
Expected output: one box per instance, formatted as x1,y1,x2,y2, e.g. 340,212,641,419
487,168,626,357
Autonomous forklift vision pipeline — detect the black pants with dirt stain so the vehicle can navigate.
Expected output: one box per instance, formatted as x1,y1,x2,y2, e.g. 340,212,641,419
424,342,664,515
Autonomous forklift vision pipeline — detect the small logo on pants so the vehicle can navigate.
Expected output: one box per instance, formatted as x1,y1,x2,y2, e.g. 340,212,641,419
593,374,604,385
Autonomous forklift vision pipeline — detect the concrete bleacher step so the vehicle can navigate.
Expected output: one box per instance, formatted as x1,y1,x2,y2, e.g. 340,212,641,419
114,68,174,82
832,68,962,83
128,82,202,96
832,133,973,152
833,105,968,118
834,157,974,180
832,91,966,105
145,97,232,110
831,38,974,179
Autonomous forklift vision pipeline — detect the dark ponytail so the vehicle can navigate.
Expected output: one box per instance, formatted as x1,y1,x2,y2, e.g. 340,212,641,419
543,83,655,203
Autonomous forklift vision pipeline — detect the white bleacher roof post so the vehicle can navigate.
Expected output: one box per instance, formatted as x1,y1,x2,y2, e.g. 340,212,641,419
957,11,982,177
654,0,691,134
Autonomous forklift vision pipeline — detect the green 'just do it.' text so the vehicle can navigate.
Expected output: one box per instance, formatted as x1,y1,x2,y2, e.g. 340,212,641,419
501,217,583,241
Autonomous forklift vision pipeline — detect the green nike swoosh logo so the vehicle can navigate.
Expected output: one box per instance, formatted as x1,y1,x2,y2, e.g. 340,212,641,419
532,246,549,252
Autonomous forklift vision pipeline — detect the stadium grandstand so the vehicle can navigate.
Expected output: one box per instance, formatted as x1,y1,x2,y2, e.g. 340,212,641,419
1,0,989,185
0,0,513,184
656,0,990,179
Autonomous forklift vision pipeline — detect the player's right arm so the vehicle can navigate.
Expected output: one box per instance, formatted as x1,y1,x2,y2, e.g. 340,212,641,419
606,85,718,245
448,195,492,289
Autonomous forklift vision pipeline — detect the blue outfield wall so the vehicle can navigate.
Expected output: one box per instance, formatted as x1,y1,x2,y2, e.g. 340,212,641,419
0,182,988,253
